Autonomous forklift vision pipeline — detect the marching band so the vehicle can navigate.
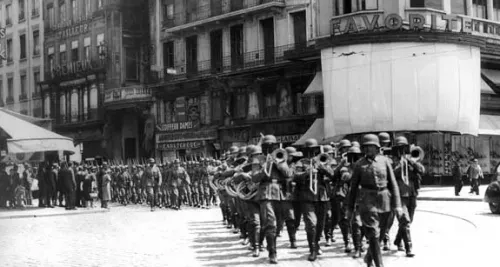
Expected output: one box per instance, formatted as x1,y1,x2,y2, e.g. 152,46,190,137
211,133,424,267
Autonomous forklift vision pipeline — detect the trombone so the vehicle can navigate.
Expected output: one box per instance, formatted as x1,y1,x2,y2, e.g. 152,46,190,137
265,143,288,177
309,158,318,194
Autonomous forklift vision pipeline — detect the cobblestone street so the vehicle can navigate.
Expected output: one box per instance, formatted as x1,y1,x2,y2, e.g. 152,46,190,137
1,200,493,267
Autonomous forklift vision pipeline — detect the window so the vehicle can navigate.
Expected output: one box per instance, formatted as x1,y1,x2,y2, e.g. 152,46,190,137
33,71,40,96
162,1,174,20
6,39,13,63
97,0,103,9
233,88,247,119
292,11,307,45
48,6,55,27
71,41,79,61
211,91,222,122
20,74,27,96
185,35,198,75
494,0,500,21
32,0,40,17
340,0,378,14
71,0,78,22
473,0,488,19
7,78,13,98
163,41,174,69
97,33,105,56
19,0,26,21
6,4,12,25
84,37,91,60
59,1,66,23
410,0,443,9
33,30,40,56
20,34,27,59
85,0,91,17
230,25,243,68
59,44,67,65
48,47,55,71
451,0,466,15
125,47,139,81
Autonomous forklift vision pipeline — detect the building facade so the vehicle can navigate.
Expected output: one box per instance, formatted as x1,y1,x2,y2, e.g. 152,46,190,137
149,0,324,161
41,0,151,161
0,0,44,118
290,0,500,182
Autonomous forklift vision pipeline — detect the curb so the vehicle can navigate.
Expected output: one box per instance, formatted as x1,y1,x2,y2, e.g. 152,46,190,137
0,209,110,220
417,196,483,202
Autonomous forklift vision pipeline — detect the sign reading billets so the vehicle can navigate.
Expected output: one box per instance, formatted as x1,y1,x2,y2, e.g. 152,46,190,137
331,11,494,36
156,141,202,151
104,86,152,104
156,120,201,132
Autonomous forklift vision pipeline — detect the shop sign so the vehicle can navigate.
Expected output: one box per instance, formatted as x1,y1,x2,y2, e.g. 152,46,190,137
156,141,202,151
55,22,90,39
250,134,302,144
156,120,200,132
104,86,152,104
331,12,481,37
156,128,217,144
223,128,250,142
52,60,94,78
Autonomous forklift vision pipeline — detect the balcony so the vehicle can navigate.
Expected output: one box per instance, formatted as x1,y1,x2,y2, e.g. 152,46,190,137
163,0,285,34
151,44,292,84
55,109,101,126
19,94,28,102
32,8,40,18
19,12,26,22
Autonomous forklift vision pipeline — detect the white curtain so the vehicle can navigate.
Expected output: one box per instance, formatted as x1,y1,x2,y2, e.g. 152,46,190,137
90,84,98,109
71,90,79,122
322,42,481,139
44,94,51,117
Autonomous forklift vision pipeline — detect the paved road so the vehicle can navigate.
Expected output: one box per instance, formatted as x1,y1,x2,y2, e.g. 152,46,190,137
0,202,496,267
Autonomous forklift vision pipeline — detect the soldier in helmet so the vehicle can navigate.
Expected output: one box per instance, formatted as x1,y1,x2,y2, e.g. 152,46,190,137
391,136,424,257
378,132,396,251
200,158,212,208
296,138,333,261
171,159,190,210
190,161,200,208
142,158,162,212
347,134,402,267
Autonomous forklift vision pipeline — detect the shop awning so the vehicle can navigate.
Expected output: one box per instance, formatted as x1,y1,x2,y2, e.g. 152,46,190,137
482,69,500,84
479,114,500,135
293,118,324,146
0,108,76,154
481,78,496,94
303,71,323,95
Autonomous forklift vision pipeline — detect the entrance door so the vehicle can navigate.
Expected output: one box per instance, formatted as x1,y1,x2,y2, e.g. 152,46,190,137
261,18,275,65
124,138,136,160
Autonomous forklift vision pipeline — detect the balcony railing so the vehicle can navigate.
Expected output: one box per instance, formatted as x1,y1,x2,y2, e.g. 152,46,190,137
55,108,101,126
151,44,293,83
163,0,285,29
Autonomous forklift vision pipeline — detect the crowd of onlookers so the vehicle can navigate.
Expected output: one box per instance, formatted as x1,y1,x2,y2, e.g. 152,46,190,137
0,162,99,210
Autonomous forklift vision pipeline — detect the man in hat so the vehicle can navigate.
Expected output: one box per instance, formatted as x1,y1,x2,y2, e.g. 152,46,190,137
59,162,77,210
97,162,108,207
452,159,463,196
468,158,483,195
22,163,34,206
347,134,402,267
143,158,162,211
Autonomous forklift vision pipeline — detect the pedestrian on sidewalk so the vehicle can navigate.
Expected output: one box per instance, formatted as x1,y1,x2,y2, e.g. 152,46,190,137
101,169,112,209
452,160,463,196
468,159,483,195
60,162,77,210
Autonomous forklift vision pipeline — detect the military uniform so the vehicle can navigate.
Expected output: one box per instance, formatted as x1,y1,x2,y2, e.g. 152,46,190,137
143,161,162,211
348,135,402,267
172,162,190,209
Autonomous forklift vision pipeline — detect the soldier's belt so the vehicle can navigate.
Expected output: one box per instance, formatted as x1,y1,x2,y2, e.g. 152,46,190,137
361,185,387,191
271,178,278,184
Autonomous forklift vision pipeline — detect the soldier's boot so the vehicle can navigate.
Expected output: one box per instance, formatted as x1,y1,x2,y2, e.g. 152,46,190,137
287,225,297,249
403,228,415,257
307,232,317,261
340,224,352,253
252,230,260,257
266,236,277,264
394,228,405,251
369,238,384,267
259,232,265,252
352,225,363,258
382,234,390,251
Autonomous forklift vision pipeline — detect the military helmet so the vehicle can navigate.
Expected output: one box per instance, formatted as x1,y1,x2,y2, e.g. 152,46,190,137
285,146,303,157
351,141,360,148
339,139,352,149
361,134,381,148
173,159,180,164
262,134,277,144
229,146,239,155
323,145,334,154
304,138,319,148
148,158,155,163
347,146,362,154
378,132,391,144
394,136,409,146
238,146,248,155
251,146,263,155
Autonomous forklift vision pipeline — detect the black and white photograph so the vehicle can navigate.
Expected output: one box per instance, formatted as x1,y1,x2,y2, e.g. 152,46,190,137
0,0,499,266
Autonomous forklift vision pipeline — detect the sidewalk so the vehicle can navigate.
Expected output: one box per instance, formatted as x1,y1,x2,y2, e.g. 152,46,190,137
0,199,109,220
417,185,484,202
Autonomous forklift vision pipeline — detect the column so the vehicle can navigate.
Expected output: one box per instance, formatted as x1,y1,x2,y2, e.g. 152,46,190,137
467,0,473,16
488,0,494,19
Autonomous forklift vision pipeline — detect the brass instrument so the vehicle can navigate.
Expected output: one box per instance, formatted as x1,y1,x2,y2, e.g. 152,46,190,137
236,181,259,200
401,145,425,184
409,145,425,162
309,158,318,194
271,147,288,164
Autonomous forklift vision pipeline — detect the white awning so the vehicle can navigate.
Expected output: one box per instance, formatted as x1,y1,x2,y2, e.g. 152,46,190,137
0,108,76,154
303,71,323,95
293,119,324,146
479,114,500,135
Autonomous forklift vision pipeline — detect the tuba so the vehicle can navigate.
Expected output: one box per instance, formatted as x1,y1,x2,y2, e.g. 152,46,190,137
315,153,332,166
409,145,425,162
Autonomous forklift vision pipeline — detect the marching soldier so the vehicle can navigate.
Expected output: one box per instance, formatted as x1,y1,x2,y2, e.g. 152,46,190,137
191,161,201,207
180,161,192,207
201,159,212,208
143,158,162,212
347,134,402,267
252,135,292,264
391,136,424,257
378,132,395,251
160,163,170,208
295,138,333,261
171,159,190,210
